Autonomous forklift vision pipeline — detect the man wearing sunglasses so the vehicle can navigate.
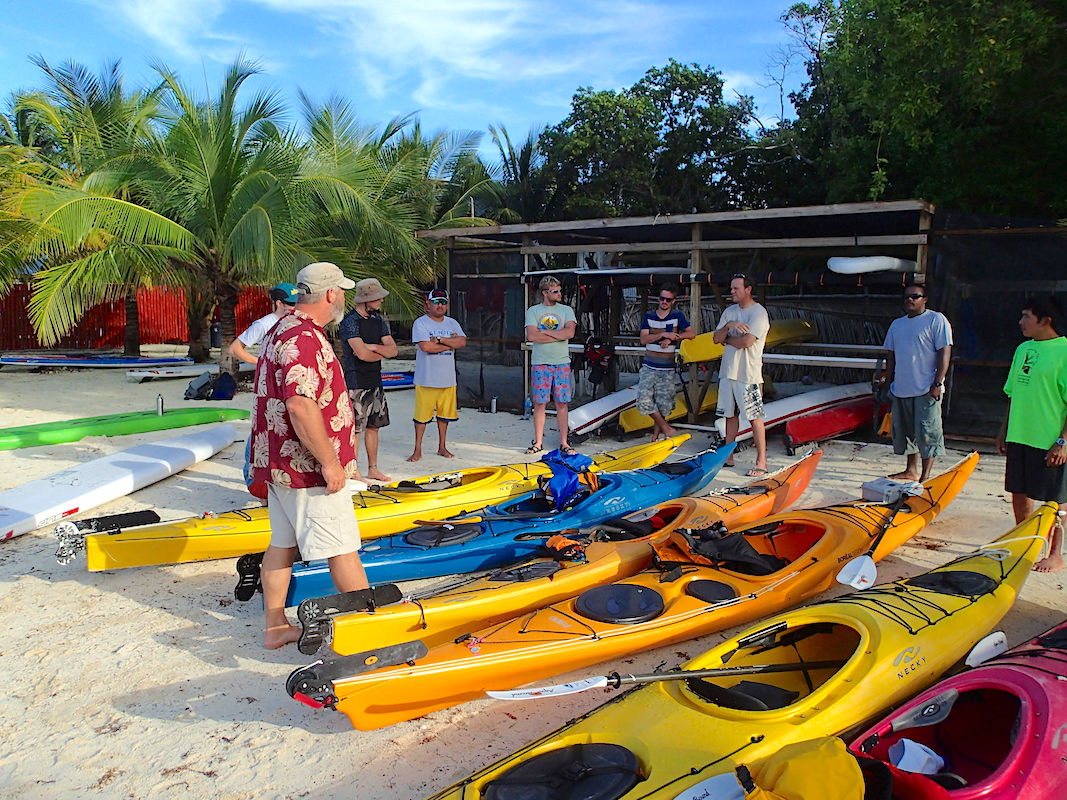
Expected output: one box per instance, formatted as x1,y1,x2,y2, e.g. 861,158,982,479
882,284,953,482
637,283,695,441
524,276,577,454
714,274,771,476
408,289,467,462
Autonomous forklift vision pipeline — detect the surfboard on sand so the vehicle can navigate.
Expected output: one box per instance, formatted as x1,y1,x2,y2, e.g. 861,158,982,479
714,382,871,442
617,319,819,433
0,424,237,541
127,363,255,382
0,408,250,451
1,354,193,369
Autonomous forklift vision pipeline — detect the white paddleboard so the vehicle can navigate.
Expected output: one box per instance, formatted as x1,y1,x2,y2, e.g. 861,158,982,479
827,256,916,274
714,382,871,441
567,386,638,436
0,424,237,540
126,363,255,381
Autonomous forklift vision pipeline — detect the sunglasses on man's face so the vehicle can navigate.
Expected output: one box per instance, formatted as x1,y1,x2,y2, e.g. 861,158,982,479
546,288,562,294
658,296,676,302
430,299,448,305
904,293,926,300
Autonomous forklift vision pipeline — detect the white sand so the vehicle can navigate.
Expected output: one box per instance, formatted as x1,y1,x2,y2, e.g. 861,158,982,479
1,362,1065,799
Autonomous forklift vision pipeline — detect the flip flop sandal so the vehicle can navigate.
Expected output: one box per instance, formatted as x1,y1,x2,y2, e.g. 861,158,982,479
560,445,578,456
525,442,544,454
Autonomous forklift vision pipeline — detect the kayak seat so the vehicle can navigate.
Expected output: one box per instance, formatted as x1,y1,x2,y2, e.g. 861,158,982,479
489,562,562,582
575,584,665,625
683,530,788,575
731,680,800,709
404,523,484,548
723,485,770,496
650,462,692,476
904,570,997,597
483,742,641,800
685,580,737,604
596,517,656,540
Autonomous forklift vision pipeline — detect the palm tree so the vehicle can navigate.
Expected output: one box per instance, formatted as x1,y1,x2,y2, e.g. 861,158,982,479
1,58,190,353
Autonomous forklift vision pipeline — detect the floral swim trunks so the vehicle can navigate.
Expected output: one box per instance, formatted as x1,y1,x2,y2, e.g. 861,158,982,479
531,364,572,405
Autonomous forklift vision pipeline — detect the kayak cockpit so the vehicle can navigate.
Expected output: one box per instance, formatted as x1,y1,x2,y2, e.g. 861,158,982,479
856,685,1024,791
681,621,862,713
657,519,828,575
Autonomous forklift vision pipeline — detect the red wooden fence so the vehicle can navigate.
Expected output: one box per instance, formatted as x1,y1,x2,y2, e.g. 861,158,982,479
0,284,272,350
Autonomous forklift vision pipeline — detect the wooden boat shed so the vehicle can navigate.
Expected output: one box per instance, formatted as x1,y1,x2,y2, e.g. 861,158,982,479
418,199,1067,438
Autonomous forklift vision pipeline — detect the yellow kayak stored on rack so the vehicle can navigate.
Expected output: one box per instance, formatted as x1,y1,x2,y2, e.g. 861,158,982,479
74,435,688,571
620,318,816,432
312,450,822,657
422,501,1056,800
287,452,978,731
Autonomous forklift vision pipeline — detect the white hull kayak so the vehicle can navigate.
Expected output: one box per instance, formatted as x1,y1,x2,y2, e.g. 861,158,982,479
827,256,916,274
126,363,255,381
715,382,871,441
0,424,237,540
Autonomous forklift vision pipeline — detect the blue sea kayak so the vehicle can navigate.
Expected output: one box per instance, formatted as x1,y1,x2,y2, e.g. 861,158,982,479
284,445,735,606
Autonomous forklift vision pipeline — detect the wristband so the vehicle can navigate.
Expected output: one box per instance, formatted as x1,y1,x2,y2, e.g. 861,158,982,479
1056,438,1066,447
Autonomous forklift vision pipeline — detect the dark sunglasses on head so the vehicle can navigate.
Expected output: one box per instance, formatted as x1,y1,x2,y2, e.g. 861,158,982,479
430,298,448,305
904,293,926,300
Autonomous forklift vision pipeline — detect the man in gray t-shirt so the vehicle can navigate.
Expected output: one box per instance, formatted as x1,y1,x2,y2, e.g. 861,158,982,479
882,284,953,481
407,289,467,462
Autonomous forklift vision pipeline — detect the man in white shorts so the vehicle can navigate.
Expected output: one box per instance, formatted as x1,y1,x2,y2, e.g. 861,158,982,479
714,273,771,476
249,262,367,649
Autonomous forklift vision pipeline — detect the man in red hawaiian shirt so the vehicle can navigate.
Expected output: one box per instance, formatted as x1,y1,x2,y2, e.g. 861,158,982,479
251,262,368,649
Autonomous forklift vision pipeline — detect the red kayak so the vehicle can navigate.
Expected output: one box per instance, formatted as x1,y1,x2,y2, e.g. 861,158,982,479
850,618,1067,799
784,395,874,454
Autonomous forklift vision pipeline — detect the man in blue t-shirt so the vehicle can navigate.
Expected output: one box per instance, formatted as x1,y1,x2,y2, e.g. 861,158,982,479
882,284,953,482
637,283,695,441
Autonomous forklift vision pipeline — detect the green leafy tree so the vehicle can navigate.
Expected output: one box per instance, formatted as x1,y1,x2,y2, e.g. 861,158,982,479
784,0,1067,217
541,60,757,218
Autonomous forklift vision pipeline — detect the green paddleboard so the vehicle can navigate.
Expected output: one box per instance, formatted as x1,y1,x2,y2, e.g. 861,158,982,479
0,408,250,450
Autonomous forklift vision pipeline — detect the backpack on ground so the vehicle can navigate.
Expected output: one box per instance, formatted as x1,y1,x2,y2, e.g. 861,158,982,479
184,371,216,400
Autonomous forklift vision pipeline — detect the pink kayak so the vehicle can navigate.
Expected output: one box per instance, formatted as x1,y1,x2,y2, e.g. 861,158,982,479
850,618,1067,799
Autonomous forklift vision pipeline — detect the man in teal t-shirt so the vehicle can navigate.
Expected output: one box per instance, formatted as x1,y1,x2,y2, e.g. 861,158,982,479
524,276,577,454
997,295,1067,572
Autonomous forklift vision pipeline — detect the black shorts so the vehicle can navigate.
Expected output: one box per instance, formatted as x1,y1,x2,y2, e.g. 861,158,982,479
1004,442,1067,503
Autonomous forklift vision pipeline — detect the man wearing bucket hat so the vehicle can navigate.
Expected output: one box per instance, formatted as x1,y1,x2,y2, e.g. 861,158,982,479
251,262,368,649
339,278,398,483
407,288,467,462
227,282,299,365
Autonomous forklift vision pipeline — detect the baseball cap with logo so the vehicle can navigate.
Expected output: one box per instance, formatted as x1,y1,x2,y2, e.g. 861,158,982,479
296,262,356,294
428,289,448,303
269,282,299,305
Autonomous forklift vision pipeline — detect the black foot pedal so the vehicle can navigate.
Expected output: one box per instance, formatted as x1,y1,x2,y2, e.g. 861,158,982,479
234,552,264,601
296,584,403,655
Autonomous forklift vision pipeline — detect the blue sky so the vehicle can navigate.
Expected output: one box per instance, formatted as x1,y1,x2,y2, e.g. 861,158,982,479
2,0,806,148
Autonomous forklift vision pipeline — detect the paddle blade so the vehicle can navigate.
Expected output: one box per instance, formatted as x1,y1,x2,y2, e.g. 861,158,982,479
487,676,609,700
837,554,877,589
672,773,744,800
965,631,1008,667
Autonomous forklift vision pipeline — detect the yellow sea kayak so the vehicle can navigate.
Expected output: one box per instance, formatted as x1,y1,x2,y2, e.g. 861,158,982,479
423,501,1056,800
313,450,822,657
75,435,688,571
620,318,816,432
287,452,978,731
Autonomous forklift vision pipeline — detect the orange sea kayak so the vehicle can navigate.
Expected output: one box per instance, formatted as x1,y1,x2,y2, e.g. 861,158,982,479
288,452,979,730
305,450,823,657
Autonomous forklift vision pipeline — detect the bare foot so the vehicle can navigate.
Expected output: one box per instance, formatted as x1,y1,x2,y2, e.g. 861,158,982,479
1034,554,1066,573
265,623,301,649
406,451,422,462
888,471,920,481
662,424,677,438
437,447,455,458
367,468,391,482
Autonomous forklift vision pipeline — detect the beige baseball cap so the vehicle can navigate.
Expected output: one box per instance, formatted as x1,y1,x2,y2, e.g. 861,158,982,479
296,262,356,294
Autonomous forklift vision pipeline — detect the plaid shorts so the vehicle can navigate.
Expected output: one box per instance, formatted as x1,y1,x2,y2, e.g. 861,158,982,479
348,386,390,432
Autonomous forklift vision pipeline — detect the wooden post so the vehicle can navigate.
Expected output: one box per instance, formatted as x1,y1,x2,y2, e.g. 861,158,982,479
522,236,532,405
688,224,703,423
